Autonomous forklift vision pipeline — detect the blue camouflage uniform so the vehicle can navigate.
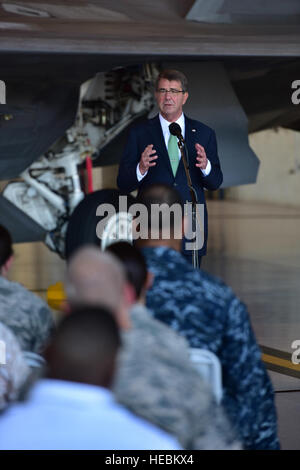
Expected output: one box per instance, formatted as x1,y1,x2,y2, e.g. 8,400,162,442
142,246,280,450
114,304,240,450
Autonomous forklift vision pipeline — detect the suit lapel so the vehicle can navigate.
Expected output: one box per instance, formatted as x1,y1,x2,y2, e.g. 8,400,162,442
175,115,195,178
184,116,196,168
148,115,174,178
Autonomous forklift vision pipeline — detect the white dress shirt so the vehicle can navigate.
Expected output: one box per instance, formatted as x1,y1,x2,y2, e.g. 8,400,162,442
0,379,181,450
136,113,211,181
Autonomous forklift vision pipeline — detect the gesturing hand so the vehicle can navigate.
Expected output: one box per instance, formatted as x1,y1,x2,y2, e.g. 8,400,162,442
139,145,158,175
195,143,208,170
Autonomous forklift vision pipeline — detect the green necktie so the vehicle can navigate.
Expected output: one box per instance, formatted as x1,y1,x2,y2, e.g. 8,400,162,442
168,134,179,176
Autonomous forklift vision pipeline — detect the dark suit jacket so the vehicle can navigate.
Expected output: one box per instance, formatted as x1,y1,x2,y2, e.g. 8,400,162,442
117,114,223,256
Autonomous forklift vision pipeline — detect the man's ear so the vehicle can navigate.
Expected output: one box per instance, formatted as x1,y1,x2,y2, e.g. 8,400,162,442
117,283,134,331
183,91,189,105
2,255,13,275
123,282,136,306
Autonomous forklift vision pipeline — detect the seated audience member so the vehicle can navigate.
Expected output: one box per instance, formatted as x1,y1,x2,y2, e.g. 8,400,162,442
66,245,240,449
135,183,280,451
0,306,180,450
0,322,29,411
0,225,55,354
65,247,131,331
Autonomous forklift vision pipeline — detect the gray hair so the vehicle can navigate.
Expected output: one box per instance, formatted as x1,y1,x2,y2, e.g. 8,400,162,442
155,69,188,92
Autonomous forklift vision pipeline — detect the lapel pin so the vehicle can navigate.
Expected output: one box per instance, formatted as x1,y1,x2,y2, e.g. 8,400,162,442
192,129,196,132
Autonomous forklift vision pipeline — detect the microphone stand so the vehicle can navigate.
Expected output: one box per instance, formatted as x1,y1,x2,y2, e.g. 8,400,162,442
177,137,200,269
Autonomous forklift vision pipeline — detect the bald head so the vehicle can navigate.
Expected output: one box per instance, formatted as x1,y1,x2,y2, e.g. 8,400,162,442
65,246,130,329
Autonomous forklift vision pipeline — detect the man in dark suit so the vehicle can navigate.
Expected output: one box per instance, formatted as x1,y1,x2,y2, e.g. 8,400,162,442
117,69,223,264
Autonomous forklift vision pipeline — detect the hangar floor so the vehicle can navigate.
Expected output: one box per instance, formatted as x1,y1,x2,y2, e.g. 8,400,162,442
7,199,300,450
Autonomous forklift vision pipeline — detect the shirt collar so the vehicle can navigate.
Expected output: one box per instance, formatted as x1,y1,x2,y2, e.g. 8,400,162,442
30,379,114,407
159,113,185,138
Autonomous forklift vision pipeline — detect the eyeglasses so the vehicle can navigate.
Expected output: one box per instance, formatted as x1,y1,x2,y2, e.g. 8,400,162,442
157,88,185,95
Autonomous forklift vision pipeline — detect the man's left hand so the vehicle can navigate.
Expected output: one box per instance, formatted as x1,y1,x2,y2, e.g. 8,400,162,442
195,143,208,170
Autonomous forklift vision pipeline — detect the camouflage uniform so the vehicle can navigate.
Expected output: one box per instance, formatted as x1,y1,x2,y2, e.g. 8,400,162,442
0,322,29,410
114,303,241,450
142,246,280,450
0,276,55,354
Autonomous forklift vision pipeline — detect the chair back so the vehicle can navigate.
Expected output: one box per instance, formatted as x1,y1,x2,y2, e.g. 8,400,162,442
189,348,222,404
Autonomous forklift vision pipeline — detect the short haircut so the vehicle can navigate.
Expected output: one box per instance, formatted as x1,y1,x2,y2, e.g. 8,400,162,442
46,305,121,388
0,225,13,268
106,242,147,299
155,69,188,92
136,183,184,236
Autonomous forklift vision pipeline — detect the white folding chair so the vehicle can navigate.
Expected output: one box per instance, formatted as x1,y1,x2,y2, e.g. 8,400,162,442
189,348,223,404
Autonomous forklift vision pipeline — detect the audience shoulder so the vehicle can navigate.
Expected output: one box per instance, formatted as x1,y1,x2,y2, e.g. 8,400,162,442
130,304,190,354
1,277,50,309
194,268,237,304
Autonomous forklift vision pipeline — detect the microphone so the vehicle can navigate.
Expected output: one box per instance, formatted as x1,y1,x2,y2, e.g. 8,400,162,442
169,122,184,143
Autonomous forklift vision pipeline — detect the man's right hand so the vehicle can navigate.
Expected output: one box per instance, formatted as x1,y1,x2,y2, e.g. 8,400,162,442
138,145,158,175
